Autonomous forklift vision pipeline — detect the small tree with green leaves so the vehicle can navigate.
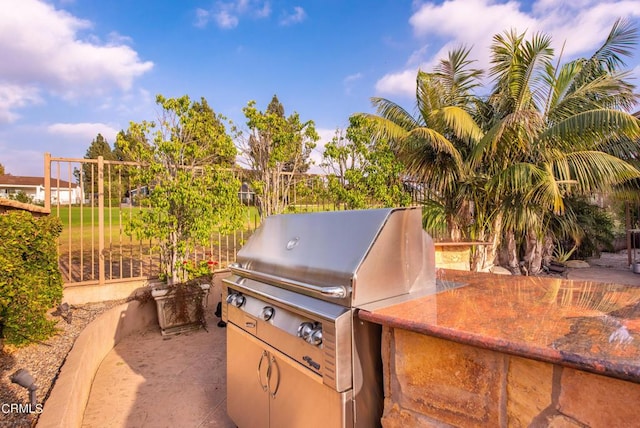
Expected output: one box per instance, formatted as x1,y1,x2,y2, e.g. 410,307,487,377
8,191,33,204
118,94,243,285
239,95,319,218
322,115,411,209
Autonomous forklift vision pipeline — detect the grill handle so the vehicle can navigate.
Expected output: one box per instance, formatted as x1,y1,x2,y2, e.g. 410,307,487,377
229,264,348,299
257,350,268,392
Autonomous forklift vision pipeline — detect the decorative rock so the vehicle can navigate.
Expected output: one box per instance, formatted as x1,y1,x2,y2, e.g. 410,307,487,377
565,260,590,269
491,266,513,275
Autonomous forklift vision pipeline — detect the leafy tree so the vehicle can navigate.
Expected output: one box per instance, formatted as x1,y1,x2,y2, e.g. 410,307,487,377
113,130,137,162
118,94,243,285
361,18,640,274
322,115,410,209
550,197,616,260
8,191,33,204
239,95,319,218
75,133,118,201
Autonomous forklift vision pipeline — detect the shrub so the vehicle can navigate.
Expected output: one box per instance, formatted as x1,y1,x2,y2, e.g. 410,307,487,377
0,211,63,347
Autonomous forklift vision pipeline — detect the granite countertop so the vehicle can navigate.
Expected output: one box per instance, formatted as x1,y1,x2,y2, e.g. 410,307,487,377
358,269,640,384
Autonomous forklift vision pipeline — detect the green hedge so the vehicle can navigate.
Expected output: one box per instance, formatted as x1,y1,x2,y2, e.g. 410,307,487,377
0,211,63,347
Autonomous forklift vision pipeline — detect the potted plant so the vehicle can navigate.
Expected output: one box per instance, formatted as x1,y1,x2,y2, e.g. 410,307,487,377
120,94,243,335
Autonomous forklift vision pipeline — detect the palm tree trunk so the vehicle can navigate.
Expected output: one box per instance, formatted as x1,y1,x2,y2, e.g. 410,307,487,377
524,230,543,275
471,213,502,272
447,215,462,242
501,231,519,273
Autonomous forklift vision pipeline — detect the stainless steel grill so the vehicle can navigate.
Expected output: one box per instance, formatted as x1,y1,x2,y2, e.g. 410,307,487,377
222,207,436,428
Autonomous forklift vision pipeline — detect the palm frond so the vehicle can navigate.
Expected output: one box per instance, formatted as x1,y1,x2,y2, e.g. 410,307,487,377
421,200,448,236
471,109,543,168
434,46,484,106
404,127,464,170
370,97,421,129
568,18,639,94
499,195,543,235
599,136,640,161
435,105,484,145
356,113,409,147
592,17,639,72
561,151,640,193
416,71,446,123
539,109,640,150
517,31,554,112
489,29,553,114
487,161,545,197
527,163,567,214
549,71,637,122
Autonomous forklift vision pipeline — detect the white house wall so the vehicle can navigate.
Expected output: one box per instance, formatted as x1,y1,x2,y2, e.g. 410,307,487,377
0,185,83,204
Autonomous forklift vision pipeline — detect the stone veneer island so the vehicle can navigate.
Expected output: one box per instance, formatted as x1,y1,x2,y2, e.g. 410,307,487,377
359,269,640,427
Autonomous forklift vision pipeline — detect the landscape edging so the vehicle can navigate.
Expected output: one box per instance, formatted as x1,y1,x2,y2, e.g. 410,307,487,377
36,300,157,428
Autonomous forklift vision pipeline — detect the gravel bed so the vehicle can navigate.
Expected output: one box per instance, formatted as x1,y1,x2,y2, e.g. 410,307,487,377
0,300,126,428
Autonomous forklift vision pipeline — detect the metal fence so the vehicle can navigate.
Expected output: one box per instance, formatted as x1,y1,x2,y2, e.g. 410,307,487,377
45,154,437,287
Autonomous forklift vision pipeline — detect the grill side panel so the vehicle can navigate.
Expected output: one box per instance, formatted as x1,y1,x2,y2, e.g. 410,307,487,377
353,208,436,307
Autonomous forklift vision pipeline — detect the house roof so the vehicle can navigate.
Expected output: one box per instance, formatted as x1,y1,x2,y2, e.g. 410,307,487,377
0,175,77,188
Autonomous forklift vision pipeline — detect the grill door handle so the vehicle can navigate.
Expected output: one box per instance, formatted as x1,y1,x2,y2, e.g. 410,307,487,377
257,350,269,392
268,356,280,398
230,264,348,299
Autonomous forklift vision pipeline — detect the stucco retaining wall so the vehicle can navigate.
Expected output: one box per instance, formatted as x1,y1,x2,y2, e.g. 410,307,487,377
36,300,158,428
37,272,229,428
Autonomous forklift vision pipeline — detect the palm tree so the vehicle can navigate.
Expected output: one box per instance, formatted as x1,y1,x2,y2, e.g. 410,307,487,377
474,18,640,273
359,47,484,241
361,18,640,274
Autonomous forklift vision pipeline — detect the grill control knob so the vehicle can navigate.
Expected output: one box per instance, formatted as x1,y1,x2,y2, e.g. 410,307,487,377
261,306,275,321
306,328,323,346
297,322,314,340
232,295,246,308
226,293,245,308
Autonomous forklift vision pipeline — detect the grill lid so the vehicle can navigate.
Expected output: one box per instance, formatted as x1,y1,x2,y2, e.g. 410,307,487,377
233,207,436,307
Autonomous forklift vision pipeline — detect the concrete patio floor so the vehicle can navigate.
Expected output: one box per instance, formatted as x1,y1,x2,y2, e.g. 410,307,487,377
81,311,234,428
567,252,640,286
79,253,639,428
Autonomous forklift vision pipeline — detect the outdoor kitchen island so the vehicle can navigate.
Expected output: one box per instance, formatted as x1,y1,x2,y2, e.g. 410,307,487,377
358,269,640,427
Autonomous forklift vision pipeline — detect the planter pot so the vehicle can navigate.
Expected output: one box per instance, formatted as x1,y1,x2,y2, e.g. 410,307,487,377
151,282,210,336
633,262,640,274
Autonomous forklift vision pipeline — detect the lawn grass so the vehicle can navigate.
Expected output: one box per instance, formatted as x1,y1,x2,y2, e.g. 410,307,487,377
52,203,339,283
53,205,262,245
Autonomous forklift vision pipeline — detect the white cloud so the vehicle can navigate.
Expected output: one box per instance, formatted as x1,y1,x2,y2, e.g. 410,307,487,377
407,45,430,66
0,83,43,124
47,122,119,143
195,8,211,28
375,0,640,98
280,6,306,26
196,0,271,29
215,10,240,29
0,0,153,116
343,72,363,95
344,73,363,84
375,69,419,97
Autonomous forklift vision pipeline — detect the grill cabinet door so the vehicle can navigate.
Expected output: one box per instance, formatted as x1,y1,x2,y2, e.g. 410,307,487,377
268,346,351,428
227,324,269,428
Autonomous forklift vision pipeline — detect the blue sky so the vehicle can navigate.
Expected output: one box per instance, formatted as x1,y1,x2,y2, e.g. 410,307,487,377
2,0,640,176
